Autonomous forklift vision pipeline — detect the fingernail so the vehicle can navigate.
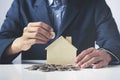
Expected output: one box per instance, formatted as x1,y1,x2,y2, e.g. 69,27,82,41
74,58,78,63
81,66,85,69
93,65,97,69
75,64,79,67
81,65,84,68
81,64,86,68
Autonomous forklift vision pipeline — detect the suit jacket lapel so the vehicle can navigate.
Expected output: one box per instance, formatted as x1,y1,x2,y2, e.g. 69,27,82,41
33,0,52,26
57,1,80,37
33,0,80,38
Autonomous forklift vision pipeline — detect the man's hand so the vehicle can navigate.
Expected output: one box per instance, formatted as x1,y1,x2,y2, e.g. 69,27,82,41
6,22,54,54
75,47,112,69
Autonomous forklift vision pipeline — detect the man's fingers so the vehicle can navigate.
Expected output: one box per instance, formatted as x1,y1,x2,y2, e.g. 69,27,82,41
75,48,111,69
27,22,53,32
40,23,53,32
24,26,52,39
76,51,99,66
20,22,54,51
38,27,53,39
24,32,49,42
28,27,52,39
75,47,95,63
80,57,102,68
93,61,107,69
28,39,48,45
27,22,43,27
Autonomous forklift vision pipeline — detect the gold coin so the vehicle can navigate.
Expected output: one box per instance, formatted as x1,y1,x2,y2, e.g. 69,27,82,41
50,32,55,39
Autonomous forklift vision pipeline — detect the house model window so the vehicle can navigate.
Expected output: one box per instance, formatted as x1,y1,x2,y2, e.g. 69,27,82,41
45,36,77,65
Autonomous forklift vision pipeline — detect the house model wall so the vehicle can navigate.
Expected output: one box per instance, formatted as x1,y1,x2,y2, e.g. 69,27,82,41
45,36,77,65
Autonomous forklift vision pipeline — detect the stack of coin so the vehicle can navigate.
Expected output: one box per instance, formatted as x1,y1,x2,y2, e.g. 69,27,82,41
25,64,80,72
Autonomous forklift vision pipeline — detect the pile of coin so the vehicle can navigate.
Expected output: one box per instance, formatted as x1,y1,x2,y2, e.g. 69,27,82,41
25,64,80,72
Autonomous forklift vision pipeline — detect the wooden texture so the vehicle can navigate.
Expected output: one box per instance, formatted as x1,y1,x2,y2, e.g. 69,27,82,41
46,36,77,65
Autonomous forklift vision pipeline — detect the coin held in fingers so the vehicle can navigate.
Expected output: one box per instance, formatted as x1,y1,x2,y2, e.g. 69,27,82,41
50,32,55,39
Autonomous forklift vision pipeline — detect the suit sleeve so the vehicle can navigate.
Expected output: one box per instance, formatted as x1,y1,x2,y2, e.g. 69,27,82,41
95,0,120,64
0,0,22,63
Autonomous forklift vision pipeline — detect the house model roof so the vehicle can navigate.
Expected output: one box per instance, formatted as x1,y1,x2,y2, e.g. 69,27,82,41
45,36,77,50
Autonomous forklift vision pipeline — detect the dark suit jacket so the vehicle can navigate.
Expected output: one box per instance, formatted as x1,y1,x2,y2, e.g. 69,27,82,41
0,0,120,64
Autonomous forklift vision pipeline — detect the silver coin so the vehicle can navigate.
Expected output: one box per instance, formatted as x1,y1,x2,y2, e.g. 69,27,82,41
25,64,80,72
50,32,55,39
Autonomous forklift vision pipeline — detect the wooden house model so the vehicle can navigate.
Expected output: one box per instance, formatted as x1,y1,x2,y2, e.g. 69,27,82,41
45,36,77,65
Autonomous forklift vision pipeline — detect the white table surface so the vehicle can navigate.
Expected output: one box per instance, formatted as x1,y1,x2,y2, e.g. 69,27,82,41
0,60,120,80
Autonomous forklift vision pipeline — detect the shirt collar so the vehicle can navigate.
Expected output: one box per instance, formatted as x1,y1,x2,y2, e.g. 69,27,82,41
48,0,54,6
48,0,68,6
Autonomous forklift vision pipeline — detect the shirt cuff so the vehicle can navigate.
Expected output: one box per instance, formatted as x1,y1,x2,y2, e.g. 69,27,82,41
98,48,120,64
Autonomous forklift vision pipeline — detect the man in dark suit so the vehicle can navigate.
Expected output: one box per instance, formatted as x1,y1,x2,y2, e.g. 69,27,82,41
0,0,120,68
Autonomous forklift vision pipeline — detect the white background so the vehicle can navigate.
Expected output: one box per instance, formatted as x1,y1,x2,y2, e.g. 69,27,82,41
0,0,120,63
0,0,13,27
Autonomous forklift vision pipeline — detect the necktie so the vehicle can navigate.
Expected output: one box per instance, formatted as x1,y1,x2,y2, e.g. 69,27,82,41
54,0,62,7
51,0,66,32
